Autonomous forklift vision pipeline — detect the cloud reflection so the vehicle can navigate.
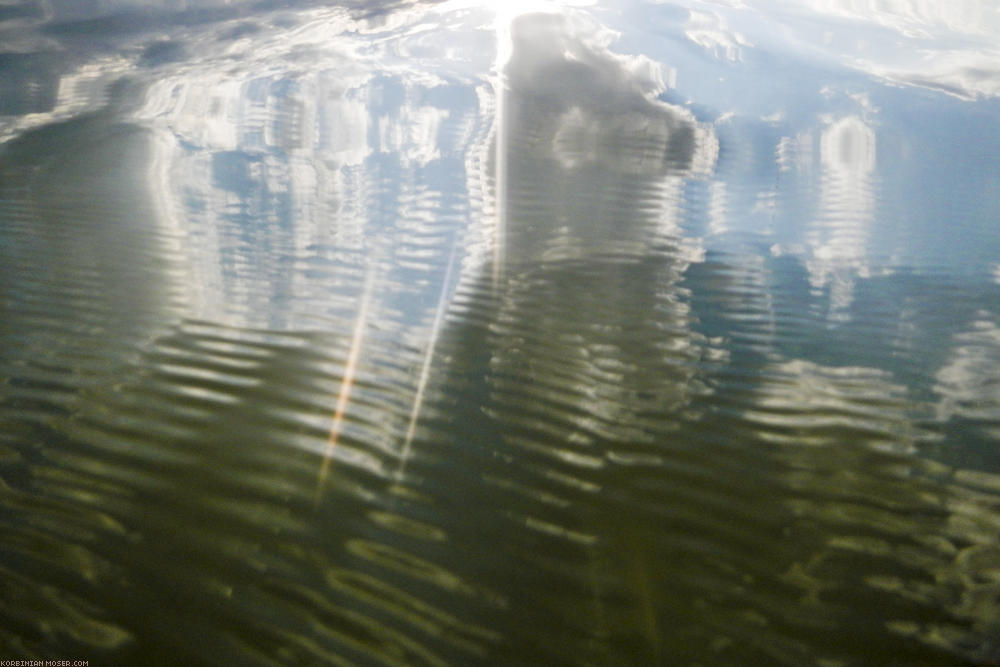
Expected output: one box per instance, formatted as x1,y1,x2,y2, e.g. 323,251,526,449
934,313,1000,441
112,3,496,330
1,1,999,662
495,10,716,270
735,0,1000,100
805,114,878,314
461,8,720,501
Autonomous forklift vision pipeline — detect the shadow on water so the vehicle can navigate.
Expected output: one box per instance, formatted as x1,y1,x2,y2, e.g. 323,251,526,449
0,2,999,666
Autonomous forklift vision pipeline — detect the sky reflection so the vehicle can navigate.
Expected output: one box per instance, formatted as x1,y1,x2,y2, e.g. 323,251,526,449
1,0,997,440
1,0,998,455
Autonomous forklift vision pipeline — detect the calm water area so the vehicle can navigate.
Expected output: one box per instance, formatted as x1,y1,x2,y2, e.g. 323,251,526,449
2,0,1000,664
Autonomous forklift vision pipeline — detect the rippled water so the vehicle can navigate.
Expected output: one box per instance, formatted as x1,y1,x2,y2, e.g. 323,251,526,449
2,1,1000,664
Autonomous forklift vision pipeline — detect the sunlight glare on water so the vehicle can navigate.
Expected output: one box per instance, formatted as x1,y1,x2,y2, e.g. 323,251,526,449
1,0,1000,664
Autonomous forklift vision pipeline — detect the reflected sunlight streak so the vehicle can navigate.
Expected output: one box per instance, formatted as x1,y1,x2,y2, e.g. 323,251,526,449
315,267,376,506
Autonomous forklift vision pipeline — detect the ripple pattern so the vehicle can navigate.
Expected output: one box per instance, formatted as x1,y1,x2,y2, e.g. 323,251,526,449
2,1,1000,665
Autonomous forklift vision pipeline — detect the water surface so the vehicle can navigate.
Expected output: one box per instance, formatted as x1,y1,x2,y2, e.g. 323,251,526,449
2,1,1000,664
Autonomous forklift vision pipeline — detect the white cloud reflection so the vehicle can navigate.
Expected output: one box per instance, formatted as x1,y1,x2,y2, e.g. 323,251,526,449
740,0,1000,100
805,114,878,314
684,8,751,62
122,3,495,329
379,105,449,166
480,9,718,451
496,10,716,268
782,0,1000,40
